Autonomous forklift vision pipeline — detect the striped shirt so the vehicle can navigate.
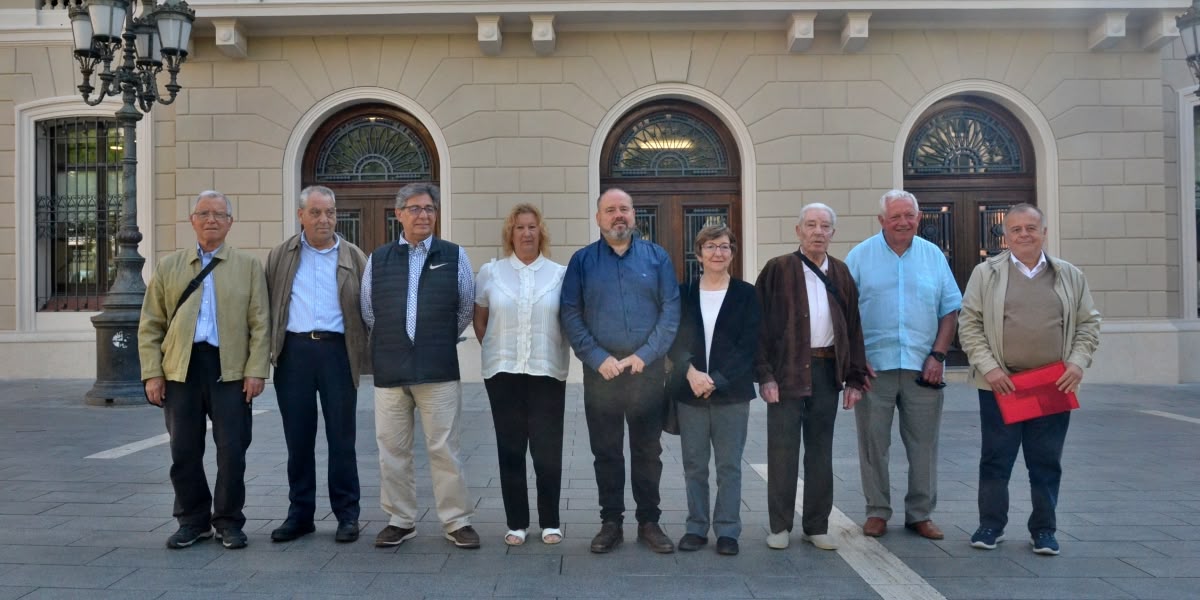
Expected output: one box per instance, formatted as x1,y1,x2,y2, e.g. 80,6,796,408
285,233,345,334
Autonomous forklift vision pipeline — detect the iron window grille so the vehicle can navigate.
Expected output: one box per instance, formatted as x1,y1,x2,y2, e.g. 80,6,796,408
35,116,123,312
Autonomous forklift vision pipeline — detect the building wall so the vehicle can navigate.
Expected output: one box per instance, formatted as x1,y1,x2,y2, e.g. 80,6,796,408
1,26,1193,381
162,30,1172,314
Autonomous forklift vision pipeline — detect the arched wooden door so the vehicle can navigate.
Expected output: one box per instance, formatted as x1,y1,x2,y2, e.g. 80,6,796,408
600,101,742,283
301,103,439,252
903,96,1036,291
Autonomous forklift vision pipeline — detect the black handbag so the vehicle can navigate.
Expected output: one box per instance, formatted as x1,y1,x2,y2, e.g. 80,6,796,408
662,356,693,435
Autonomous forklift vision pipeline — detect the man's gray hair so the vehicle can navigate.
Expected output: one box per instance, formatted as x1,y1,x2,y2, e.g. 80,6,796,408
1004,202,1046,228
799,202,837,227
395,182,440,209
299,185,336,209
192,190,232,214
879,189,919,215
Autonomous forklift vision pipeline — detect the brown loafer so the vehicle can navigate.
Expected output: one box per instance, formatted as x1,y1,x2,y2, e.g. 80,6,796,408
905,520,944,540
863,517,887,537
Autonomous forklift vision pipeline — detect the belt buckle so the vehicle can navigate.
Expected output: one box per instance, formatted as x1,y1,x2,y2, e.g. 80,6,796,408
309,331,321,340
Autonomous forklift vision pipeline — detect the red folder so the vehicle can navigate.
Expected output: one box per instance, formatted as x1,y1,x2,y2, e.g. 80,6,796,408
995,361,1080,425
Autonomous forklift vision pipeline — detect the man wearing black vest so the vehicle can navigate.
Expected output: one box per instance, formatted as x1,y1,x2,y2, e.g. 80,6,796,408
360,183,479,549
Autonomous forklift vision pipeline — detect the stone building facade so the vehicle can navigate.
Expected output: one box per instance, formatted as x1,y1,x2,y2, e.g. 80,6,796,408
1,1,1197,383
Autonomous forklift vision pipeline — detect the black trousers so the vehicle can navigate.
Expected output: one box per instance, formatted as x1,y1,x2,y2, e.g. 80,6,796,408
483,372,566,530
273,333,361,524
583,362,666,525
766,357,839,536
163,343,252,530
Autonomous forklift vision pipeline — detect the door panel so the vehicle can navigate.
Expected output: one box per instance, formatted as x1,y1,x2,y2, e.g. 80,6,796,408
631,192,739,283
909,189,1031,291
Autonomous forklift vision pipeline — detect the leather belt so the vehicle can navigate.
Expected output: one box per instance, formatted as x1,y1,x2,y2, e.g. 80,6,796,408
288,331,343,341
810,346,836,359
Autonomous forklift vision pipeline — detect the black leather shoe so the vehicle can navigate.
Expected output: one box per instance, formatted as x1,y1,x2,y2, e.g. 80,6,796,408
716,536,739,555
637,522,675,553
677,533,707,551
335,521,360,543
270,520,315,543
590,521,623,553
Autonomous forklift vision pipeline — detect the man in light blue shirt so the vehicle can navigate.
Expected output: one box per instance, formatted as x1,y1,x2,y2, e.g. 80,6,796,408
265,185,370,545
845,190,962,541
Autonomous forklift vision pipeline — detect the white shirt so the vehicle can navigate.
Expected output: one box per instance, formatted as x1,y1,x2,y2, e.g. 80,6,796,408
699,288,726,366
475,255,570,380
1010,251,1048,279
802,255,835,348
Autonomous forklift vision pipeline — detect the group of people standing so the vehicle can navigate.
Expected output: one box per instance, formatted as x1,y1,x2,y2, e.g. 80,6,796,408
137,183,1100,559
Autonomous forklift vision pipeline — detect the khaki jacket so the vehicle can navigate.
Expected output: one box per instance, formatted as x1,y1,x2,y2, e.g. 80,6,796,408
958,250,1102,390
138,245,271,383
265,234,370,386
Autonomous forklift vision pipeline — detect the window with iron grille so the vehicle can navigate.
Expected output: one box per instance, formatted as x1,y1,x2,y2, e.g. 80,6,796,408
35,117,123,312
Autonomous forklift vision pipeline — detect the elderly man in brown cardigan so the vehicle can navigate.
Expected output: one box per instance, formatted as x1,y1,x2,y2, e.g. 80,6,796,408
755,202,869,552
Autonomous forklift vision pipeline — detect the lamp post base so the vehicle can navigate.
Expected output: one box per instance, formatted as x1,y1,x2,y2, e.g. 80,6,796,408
85,307,146,406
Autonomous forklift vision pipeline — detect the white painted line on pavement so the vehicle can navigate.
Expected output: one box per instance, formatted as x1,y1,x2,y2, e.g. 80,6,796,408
750,464,947,600
86,409,269,459
1140,410,1200,425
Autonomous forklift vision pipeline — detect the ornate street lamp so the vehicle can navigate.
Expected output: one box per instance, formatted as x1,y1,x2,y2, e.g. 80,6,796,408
1178,0,1200,97
70,0,194,405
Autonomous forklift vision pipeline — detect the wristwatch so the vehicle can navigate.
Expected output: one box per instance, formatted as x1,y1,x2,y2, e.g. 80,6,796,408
928,350,947,363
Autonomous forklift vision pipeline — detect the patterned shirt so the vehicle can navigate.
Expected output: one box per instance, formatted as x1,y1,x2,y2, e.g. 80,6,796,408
359,236,474,338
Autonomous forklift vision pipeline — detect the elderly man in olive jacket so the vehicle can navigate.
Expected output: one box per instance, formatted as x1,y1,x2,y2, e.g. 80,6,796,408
265,185,370,545
139,190,270,551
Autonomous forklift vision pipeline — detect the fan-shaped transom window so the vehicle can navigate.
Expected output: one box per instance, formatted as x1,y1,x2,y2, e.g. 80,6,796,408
611,112,729,177
314,115,432,183
905,107,1024,176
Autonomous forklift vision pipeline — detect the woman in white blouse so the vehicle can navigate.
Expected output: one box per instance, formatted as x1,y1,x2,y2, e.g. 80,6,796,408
473,203,569,546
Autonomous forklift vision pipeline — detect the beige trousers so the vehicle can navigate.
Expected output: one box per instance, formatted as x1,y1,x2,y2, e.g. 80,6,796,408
374,381,473,532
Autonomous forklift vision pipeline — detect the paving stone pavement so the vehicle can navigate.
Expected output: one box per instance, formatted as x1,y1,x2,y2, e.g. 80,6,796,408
0,378,1197,599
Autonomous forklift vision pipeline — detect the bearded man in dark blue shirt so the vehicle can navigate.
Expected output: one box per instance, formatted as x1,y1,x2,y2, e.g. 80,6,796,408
560,187,681,554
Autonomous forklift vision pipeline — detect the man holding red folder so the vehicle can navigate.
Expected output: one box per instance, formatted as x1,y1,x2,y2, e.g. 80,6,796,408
959,204,1101,556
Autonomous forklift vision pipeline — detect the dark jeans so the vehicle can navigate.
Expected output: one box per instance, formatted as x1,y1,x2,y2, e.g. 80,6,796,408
483,372,566,530
274,334,361,524
977,389,1071,535
766,357,839,536
583,362,666,525
163,343,252,530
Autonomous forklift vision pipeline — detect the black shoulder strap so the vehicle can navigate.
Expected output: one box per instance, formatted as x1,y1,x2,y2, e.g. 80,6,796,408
174,257,221,317
793,251,848,314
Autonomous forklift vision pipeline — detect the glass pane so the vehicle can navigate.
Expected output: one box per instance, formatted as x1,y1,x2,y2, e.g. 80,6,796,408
978,203,1013,260
35,117,121,312
634,207,657,244
918,205,954,264
386,209,404,243
683,207,729,284
612,112,729,177
315,115,432,183
906,107,1024,175
335,209,362,248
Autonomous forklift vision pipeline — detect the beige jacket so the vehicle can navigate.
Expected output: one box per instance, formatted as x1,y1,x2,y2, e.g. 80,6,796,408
265,234,370,386
958,250,1102,390
138,245,271,383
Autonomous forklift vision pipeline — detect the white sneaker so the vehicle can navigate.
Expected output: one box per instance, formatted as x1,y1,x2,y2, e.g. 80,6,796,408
766,530,790,549
802,533,838,550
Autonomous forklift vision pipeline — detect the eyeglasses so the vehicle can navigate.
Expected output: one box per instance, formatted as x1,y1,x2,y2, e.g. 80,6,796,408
701,244,733,253
192,211,231,221
401,205,437,216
